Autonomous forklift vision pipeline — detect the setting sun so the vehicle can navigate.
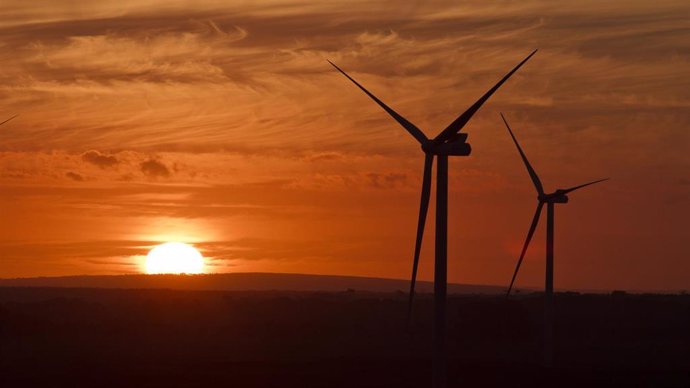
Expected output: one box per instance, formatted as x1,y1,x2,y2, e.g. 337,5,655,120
145,242,205,274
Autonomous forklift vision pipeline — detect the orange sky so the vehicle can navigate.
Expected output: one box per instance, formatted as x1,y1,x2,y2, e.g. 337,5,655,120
0,0,688,291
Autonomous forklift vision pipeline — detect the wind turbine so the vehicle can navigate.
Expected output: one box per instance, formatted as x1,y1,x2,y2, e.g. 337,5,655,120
501,113,607,366
329,50,536,388
0,115,17,127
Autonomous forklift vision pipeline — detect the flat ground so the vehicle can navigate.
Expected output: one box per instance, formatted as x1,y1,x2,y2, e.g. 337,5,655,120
1,287,688,387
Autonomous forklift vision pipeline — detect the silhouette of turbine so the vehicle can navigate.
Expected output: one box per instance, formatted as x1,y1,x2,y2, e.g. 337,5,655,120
501,113,607,366
0,115,17,127
329,50,536,388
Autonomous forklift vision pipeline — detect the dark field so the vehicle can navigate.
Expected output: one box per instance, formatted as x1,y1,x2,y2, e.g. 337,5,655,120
1,287,689,387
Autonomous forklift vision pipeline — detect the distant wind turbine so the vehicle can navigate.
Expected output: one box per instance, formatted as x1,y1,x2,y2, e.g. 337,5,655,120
0,115,17,127
329,50,536,388
501,113,607,366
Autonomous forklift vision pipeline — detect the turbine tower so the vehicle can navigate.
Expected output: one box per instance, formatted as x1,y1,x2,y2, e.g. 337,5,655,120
329,51,536,388
501,113,607,366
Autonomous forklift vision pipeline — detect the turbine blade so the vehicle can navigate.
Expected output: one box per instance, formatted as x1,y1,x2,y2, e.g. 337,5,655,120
328,60,429,144
407,153,434,325
506,202,544,297
501,113,544,195
432,49,537,143
560,178,609,194
0,114,18,126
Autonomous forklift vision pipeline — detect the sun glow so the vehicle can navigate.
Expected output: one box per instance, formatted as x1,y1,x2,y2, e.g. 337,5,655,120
145,242,205,274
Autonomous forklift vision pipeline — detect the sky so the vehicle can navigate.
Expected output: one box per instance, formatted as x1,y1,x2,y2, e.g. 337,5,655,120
0,0,688,291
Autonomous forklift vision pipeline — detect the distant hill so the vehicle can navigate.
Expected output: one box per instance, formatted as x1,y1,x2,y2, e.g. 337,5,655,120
0,272,505,294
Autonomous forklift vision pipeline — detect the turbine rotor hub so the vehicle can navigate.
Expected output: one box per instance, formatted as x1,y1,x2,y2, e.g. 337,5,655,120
422,135,471,156
540,193,568,203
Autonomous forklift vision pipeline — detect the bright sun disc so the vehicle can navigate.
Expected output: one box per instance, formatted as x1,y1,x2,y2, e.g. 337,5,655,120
145,242,205,274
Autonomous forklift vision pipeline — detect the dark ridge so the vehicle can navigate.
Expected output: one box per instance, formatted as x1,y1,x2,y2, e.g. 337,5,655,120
0,272,507,294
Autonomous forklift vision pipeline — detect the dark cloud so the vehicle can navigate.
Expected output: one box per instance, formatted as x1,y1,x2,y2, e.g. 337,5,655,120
0,240,154,261
197,238,325,262
65,171,84,181
140,158,171,178
303,152,345,162
81,150,118,168
196,237,382,264
1,172,26,179
366,172,408,189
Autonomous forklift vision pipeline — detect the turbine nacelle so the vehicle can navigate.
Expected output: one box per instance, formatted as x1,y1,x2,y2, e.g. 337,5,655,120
540,193,569,204
421,134,471,156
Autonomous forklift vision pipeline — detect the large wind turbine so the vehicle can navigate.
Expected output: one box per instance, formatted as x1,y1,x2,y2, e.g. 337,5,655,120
501,113,607,366
329,50,536,388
